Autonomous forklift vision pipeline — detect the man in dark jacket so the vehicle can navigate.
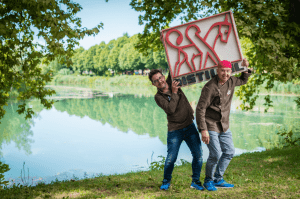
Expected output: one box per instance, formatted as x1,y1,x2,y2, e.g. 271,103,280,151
149,69,204,191
196,59,252,191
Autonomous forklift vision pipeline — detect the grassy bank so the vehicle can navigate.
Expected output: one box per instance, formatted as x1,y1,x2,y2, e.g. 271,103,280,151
51,74,153,87
51,74,300,95
1,146,299,198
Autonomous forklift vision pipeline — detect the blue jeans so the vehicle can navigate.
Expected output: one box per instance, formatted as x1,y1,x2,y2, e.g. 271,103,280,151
204,129,235,182
164,123,203,182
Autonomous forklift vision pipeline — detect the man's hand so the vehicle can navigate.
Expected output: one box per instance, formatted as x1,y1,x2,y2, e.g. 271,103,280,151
241,58,252,73
201,130,210,144
241,58,249,67
172,80,180,94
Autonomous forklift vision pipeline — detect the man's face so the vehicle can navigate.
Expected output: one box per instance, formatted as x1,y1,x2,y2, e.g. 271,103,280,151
152,73,167,89
217,67,231,83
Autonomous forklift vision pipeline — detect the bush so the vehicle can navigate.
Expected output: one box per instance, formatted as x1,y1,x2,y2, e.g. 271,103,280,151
58,68,72,75
73,71,81,76
277,129,300,147
104,70,112,77
0,161,10,189
292,78,300,85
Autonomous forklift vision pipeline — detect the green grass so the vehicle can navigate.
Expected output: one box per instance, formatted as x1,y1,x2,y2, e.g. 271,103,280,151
1,146,299,198
50,74,300,95
51,74,153,87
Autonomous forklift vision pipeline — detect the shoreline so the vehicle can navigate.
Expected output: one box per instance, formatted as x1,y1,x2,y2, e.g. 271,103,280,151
3,147,266,189
45,84,300,97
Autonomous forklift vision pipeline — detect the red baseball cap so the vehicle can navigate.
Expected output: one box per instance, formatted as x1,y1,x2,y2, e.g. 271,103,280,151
218,60,232,68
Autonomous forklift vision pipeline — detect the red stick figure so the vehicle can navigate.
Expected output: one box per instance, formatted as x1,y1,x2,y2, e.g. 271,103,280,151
165,14,232,77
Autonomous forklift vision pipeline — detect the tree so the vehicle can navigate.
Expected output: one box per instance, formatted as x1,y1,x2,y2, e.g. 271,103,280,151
107,33,130,73
153,49,168,70
119,35,144,71
0,0,103,122
72,47,86,74
98,39,115,74
84,45,98,74
118,43,130,71
49,56,69,75
93,41,107,75
140,49,155,69
130,0,300,110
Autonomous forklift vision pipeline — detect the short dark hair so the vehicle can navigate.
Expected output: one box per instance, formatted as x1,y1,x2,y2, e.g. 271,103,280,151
148,69,162,82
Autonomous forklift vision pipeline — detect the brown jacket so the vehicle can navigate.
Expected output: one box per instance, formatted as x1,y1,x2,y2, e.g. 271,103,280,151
154,73,194,132
196,70,252,133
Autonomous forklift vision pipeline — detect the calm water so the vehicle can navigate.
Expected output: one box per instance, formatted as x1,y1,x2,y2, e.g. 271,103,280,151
1,85,299,187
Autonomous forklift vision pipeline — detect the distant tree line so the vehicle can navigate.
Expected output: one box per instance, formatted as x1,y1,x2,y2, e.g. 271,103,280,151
40,33,168,76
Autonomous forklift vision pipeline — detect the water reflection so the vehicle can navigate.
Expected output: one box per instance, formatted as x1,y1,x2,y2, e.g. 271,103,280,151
51,92,299,150
0,103,36,157
53,95,168,143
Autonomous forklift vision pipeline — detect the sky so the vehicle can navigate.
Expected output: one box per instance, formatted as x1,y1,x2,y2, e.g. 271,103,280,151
74,0,145,50
74,0,181,50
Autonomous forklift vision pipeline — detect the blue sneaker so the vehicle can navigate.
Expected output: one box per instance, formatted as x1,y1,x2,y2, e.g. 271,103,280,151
213,179,234,188
190,180,205,191
160,179,170,190
203,181,218,191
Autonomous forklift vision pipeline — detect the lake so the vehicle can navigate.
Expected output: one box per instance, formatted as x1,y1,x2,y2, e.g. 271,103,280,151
1,85,299,187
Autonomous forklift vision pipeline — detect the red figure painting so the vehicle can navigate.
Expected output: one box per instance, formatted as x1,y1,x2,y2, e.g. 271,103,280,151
161,11,242,80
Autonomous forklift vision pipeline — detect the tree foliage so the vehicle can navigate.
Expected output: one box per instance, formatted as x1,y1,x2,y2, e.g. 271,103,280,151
107,33,130,72
84,45,98,74
49,33,168,75
130,0,300,110
119,35,144,70
0,0,103,122
0,160,10,189
71,47,85,74
98,39,115,74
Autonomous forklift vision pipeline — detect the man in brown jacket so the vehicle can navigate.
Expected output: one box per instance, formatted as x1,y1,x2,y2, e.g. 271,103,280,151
196,59,251,191
149,69,204,191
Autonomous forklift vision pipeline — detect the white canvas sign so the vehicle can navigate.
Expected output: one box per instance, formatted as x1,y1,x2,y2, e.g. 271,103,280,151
161,11,247,86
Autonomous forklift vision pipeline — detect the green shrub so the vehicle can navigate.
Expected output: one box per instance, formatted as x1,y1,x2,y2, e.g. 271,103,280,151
276,118,300,147
0,161,10,189
73,71,81,76
277,129,300,147
104,70,112,77
58,68,71,75
292,78,300,85
149,155,165,171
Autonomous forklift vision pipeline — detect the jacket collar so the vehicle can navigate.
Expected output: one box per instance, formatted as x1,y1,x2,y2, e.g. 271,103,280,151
215,75,233,88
